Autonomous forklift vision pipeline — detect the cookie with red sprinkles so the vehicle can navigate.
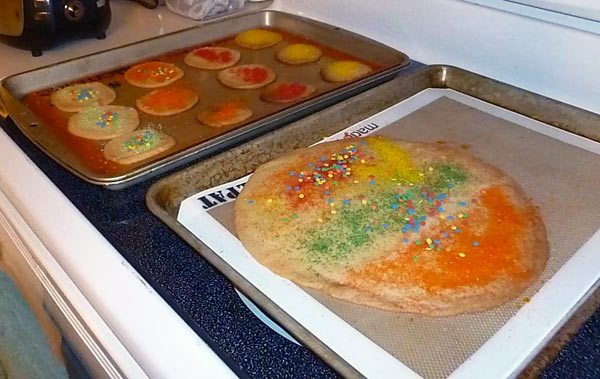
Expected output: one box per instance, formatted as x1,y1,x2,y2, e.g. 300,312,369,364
261,81,316,103
217,64,276,90
184,47,241,70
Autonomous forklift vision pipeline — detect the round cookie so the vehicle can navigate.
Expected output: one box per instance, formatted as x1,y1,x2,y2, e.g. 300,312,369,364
235,136,548,316
321,60,372,82
234,29,282,50
50,82,116,113
276,44,322,65
124,61,184,88
184,47,241,70
197,100,252,128
103,128,175,165
136,87,199,116
260,82,316,103
67,105,139,140
217,64,276,90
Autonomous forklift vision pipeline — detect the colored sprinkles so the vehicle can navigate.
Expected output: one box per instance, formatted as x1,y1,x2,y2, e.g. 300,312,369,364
245,137,488,268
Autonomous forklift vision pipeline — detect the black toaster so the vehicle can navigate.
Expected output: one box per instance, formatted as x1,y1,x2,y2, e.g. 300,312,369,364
0,0,111,56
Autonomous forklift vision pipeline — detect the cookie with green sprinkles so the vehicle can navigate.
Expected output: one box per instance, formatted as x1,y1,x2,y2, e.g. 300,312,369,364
68,105,139,140
103,128,175,165
235,136,548,316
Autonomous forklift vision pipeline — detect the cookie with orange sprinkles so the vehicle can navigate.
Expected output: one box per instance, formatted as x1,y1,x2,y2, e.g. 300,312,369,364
196,99,252,128
235,136,548,316
124,61,184,88
136,87,199,116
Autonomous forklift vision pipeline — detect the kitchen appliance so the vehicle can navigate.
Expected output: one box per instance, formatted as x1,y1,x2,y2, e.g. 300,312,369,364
0,0,111,56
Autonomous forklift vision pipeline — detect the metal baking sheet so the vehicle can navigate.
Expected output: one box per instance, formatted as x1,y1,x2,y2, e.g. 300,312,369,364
0,10,409,189
146,65,600,378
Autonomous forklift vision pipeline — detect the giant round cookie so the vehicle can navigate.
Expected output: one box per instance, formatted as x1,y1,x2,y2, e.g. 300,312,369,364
235,137,548,316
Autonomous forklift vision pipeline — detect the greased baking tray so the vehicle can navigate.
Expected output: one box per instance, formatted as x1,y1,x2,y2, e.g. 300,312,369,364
146,65,600,378
0,10,409,189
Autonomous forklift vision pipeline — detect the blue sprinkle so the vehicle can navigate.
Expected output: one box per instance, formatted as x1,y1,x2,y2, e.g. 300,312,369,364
352,148,357,152
443,232,449,237
316,167,322,171
405,224,412,230
455,228,461,233
324,191,330,195
419,216,426,221
299,173,304,178
438,207,445,212
365,226,371,231
438,194,447,200
362,141,367,145
370,179,375,185
384,224,390,229
285,186,291,191
344,199,350,204
448,183,454,188
294,186,300,190
422,193,427,198
460,202,467,206
327,198,334,203
448,216,455,220
413,226,420,232
473,241,479,246
401,228,407,233
307,163,314,167
290,171,295,176
434,239,440,244
392,204,398,210
248,200,254,204
396,194,402,199
403,238,409,243
408,208,414,214
321,157,326,161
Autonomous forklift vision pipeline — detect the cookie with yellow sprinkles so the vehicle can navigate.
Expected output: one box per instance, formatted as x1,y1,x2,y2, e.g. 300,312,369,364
234,29,282,50
235,136,548,316
321,60,372,82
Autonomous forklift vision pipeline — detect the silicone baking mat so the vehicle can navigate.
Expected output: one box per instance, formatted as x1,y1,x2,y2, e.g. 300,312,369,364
177,89,600,378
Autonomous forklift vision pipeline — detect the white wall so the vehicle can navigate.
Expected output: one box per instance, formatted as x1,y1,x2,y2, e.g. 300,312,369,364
275,0,600,115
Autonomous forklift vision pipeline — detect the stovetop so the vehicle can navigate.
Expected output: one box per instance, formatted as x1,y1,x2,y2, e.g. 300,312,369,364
0,63,598,378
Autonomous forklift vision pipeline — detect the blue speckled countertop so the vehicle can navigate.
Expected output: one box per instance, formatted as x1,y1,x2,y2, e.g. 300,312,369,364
1,63,598,378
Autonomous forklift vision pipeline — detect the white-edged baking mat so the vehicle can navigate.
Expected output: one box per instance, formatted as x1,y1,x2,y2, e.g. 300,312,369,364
177,89,600,379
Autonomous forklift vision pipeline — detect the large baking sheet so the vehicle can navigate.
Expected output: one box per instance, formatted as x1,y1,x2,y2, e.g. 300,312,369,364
0,10,409,189
146,66,600,378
